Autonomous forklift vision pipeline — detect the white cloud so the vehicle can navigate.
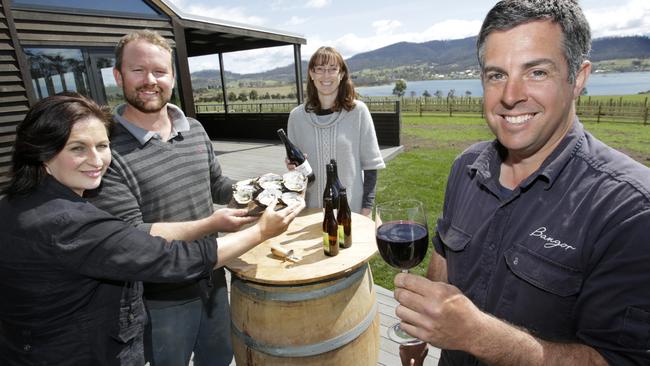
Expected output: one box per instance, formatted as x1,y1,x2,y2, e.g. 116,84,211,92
305,0,331,9
586,0,650,38
189,46,297,75
372,20,402,35
419,19,483,41
167,0,267,26
306,19,482,61
285,16,308,26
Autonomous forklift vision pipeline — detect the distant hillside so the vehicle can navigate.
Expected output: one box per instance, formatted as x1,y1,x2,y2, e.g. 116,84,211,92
346,37,477,73
590,36,650,61
191,35,650,87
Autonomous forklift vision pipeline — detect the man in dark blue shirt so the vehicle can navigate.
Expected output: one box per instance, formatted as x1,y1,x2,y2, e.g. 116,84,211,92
393,1,650,365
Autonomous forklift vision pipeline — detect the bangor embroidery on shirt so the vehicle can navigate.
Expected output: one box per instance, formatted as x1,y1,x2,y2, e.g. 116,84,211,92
528,226,577,251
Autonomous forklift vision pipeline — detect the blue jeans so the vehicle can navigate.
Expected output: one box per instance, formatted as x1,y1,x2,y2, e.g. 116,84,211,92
144,276,232,366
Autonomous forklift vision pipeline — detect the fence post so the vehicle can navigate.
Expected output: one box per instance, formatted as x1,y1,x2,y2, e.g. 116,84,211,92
597,104,602,123
419,99,422,117
449,100,453,117
644,106,648,126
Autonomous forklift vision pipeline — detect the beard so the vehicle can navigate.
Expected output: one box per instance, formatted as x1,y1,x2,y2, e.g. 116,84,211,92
123,85,170,114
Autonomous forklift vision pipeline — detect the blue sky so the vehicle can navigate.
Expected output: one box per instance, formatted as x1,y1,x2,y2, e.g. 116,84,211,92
165,0,650,74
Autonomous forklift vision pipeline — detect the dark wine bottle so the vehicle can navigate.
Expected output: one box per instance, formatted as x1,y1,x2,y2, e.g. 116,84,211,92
323,197,339,256
330,159,343,197
337,188,352,248
322,163,339,210
277,128,315,182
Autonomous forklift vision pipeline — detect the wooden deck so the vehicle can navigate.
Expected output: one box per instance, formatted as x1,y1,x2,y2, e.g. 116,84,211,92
212,139,441,366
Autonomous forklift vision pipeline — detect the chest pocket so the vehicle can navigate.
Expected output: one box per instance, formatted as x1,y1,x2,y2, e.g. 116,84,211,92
437,218,472,288
500,244,583,340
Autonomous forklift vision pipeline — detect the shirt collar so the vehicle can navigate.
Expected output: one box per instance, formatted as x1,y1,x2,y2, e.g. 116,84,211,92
113,103,191,145
468,118,585,190
42,175,85,201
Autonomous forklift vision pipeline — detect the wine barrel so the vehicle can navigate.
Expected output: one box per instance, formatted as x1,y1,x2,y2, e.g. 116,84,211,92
230,263,380,365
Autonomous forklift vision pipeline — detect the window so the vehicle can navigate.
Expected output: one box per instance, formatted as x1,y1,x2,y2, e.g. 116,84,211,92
26,48,90,100
11,0,163,18
25,47,180,109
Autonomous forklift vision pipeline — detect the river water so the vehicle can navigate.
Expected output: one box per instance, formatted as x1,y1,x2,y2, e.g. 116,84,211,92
356,71,650,97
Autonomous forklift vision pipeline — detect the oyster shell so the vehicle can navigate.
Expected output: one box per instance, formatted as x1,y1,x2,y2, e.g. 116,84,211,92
281,191,304,206
255,188,282,206
232,178,254,191
259,180,283,191
233,184,256,205
282,171,307,192
257,173,283,186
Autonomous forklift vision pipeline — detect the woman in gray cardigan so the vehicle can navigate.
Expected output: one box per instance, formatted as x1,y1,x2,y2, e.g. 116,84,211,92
288,46,385,215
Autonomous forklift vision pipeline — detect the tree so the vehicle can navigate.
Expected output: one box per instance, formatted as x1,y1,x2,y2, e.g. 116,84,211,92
422,90,431,97
447,89,456,98
465,90,472,97
238,92,248,102
227,91,238,101
392,79,407,97
434,90,443,98
249,89,259,100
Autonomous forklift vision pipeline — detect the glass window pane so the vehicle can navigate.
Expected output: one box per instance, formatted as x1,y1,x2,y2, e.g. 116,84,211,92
11,0,161,17
25,48,90,100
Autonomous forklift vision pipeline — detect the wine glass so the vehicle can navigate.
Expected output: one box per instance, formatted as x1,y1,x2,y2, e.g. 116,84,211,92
375,199,429,345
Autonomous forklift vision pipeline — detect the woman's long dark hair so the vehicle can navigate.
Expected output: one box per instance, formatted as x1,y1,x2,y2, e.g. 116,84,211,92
305,46,357,113
4,93,112,197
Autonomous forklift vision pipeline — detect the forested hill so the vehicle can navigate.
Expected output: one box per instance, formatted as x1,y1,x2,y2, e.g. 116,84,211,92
345,35,650,71
191,35,650,87
590,36,650,61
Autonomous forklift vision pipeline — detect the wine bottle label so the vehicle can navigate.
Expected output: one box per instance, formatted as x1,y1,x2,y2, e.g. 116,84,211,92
322,231,330,254
338,224,352,247
295,160,313,177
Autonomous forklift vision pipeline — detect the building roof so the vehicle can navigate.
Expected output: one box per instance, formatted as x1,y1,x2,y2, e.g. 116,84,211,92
156,0,306,57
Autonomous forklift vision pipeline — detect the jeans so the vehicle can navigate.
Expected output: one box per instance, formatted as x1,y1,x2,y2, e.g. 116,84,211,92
144,275,232,366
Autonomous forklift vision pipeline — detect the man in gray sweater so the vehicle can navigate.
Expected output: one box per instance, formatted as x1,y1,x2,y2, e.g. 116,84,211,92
89,30,255,366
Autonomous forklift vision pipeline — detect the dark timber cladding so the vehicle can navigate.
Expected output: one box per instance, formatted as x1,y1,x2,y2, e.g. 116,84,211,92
0,0,31,191
9,9,174,48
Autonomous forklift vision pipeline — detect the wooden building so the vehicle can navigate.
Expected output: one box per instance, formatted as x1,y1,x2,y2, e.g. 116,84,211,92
0,0,400,192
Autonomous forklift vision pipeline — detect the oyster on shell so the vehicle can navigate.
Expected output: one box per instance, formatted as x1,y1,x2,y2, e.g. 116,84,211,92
257,173,283,186
232,178,254,191
233,184,256,205
281,191,304,206
255,188,282,206
259,180,283,191
282,171,307,192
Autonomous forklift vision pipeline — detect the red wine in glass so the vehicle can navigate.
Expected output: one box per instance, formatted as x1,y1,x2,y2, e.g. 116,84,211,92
376,221,428,269
375,200,428,345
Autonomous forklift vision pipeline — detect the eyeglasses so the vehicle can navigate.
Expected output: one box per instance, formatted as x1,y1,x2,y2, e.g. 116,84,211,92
312,66,340,75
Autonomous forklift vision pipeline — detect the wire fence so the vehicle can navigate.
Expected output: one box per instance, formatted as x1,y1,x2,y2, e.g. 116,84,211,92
194,95,650,124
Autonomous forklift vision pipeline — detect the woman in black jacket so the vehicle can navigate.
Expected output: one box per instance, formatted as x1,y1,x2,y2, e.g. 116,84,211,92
0,93,303,365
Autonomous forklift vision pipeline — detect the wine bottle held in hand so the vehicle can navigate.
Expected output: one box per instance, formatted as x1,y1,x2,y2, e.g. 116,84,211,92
323,197,339,256
337,188,352,248
277,129,315,182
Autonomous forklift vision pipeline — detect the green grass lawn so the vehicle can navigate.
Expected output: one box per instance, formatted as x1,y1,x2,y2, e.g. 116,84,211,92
370,113,650,290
